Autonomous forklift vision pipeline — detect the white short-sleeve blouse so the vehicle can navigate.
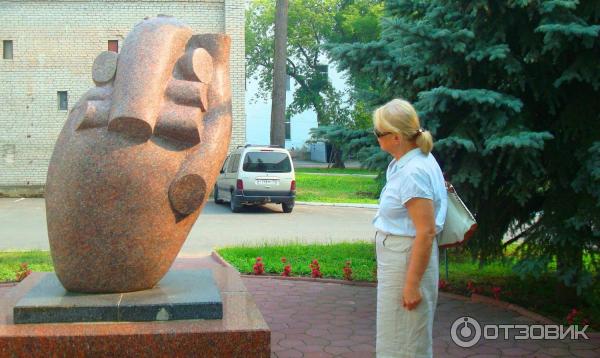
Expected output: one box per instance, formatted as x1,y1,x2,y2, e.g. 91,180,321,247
373,148,447,236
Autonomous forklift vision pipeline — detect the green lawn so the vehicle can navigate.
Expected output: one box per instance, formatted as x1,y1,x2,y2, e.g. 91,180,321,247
218,242,376,281
295,173,379,204
295,167,377,175
0,251,53,282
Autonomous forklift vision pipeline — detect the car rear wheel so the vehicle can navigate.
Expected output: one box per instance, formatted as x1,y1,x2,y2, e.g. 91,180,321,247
282,202,294,213
214,185,224,204
230,193,242,213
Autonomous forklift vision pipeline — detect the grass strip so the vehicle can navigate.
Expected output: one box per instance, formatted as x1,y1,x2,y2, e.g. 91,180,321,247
295,173,379,204
218,242,377,281
0,250,53,282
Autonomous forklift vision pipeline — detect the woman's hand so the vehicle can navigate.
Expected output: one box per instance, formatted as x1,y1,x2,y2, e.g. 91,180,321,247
402,284,422,310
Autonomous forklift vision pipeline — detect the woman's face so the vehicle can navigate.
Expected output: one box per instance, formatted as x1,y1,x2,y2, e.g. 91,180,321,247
374,128,401,154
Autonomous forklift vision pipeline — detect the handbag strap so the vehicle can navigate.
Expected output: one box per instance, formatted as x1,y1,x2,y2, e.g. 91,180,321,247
446,181,476,222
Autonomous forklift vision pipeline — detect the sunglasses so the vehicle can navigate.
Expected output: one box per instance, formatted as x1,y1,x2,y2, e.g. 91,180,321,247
373,128,392,138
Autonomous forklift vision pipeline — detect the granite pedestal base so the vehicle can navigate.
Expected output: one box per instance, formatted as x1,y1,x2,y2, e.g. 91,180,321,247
0,266,270,357
14,270,222,324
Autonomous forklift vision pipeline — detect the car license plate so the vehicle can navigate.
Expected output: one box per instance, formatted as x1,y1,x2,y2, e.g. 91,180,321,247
256,179,277,185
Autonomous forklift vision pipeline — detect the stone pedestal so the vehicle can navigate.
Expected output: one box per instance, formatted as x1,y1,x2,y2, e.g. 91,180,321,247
0,264,270,357
14,270,223,324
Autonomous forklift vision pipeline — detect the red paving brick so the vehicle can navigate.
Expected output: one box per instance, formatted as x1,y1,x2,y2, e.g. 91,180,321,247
1,257,599,357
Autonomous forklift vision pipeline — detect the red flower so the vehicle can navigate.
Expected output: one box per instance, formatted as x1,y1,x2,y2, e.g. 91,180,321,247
310,259,322,278
15,262,32,282
492,286,502,300
566,308,581,326
466,280,474,292
438,279,449,290
343,261,353,281
253,257,264,275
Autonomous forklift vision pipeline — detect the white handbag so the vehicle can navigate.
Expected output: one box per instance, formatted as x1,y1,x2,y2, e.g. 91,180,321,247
439,182,477,248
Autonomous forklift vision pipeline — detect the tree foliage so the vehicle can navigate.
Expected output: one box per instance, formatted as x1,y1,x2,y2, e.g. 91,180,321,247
329,0,386,129
246,0,351,126
329,0,600,297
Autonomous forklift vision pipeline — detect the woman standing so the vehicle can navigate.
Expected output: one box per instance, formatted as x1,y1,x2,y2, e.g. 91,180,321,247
372,99,447,357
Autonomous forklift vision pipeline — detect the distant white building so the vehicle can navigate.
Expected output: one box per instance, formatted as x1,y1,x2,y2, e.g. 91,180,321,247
245,62,349,152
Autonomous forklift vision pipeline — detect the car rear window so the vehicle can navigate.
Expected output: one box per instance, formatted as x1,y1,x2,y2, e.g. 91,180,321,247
242,152,292,173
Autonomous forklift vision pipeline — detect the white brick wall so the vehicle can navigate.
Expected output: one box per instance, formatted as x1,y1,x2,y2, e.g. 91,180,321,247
0,0,245,190
225,0,246,150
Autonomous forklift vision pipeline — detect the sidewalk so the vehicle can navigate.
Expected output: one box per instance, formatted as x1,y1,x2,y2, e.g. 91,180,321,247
2,256,599,357
296,201,378,209
293,160,362,169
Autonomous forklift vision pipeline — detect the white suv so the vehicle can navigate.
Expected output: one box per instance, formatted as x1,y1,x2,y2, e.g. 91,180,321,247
214,145,296,213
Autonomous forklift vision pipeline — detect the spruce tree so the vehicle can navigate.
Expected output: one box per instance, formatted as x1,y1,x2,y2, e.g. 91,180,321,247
330,0,600,300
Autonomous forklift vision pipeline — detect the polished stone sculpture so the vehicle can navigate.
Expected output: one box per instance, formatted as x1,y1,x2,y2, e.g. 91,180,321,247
45,17,232,293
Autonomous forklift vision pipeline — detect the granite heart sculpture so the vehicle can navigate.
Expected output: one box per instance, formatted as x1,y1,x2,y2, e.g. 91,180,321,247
45,16,232,293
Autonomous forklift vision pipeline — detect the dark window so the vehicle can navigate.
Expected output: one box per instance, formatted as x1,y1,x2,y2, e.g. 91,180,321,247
221,156,230,172
227,156,235,172
57,91,68,110
3,40,13,59
243,152,291,173
286,75,291,91
228,154,240,173
313,64,329,89
285,120,291,140
316,64,328,75
108,40,119,53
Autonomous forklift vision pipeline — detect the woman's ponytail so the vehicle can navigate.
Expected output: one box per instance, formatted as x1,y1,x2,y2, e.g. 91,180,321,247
415,129,433,154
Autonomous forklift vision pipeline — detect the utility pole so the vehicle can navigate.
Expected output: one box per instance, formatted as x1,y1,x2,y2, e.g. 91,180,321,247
270,0,288,147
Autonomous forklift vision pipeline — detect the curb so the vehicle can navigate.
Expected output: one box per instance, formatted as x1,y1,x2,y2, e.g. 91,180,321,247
241,274,378,287
470,293,556,325
298,172,377,178
296,201,379,209
440,291,470,302
210,251,233,268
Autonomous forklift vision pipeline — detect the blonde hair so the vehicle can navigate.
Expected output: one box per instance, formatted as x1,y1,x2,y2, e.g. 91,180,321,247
373,98,434,154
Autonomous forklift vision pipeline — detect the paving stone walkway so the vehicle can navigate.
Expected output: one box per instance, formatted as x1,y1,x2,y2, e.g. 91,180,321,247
241,276,600,357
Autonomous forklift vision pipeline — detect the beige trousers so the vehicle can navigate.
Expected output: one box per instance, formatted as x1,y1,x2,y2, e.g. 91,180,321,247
375,231,439,358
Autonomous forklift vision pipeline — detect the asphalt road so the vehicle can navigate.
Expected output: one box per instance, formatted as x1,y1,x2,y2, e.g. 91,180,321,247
0,198,377,255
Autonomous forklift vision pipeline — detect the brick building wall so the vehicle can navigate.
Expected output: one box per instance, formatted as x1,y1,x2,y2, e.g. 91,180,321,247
0,0,245,195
